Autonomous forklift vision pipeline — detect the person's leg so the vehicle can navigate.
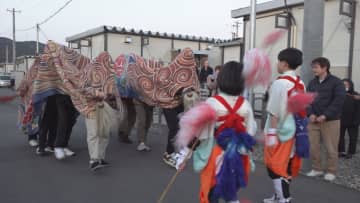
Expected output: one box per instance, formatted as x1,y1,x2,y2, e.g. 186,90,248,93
118,99,136,143
46,95,58,149
321,120,340,175
63,97,78,148
265,163,292,203
85,117,106,170
338,125,347,155
47,119,57,149
145,104,153,138
38,114,51,151
98,123,110,161
54,95,70,148
134,100,147,143
163,104,184,154
308,122,323,172
85,118,99,161
53,95,72,159
28,133,37,141
208,188,219,203
347,126,359,155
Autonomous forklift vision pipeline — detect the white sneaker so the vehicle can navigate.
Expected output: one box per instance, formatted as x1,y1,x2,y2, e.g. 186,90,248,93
28,140,39,147
175,147,191,170
63,148,76,156
54,148,66,160
324,173,336,181
306,170,324,177
263,194,279,203
136,142,151,152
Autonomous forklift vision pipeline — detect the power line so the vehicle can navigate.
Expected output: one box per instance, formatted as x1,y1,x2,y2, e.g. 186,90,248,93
17,26,36,32
38,0,72,26
16,0,73,31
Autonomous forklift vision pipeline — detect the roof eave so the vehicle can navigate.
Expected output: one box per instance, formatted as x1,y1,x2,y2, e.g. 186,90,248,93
231,0,304,18
66,25,106,42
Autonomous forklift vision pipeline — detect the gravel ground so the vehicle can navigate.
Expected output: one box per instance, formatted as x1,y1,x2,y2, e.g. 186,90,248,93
251,140,360,191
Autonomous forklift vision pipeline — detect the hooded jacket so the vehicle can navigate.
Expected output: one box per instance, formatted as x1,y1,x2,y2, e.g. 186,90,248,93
341,79,360,127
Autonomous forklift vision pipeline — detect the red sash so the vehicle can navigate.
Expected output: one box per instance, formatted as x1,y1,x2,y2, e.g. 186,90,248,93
213,95,246,136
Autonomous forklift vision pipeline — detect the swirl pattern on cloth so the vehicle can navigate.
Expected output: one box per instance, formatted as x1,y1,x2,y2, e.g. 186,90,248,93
114,48,199,108
44,42,115,118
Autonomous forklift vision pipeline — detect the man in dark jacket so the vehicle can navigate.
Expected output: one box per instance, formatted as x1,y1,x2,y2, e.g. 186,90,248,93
306,57,346,181
339,79,360,159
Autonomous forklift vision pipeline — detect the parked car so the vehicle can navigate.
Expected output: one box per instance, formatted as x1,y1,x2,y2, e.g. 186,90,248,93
0,75,13,88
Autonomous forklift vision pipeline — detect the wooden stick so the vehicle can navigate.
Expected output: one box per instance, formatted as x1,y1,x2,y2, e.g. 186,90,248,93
157,138,200,203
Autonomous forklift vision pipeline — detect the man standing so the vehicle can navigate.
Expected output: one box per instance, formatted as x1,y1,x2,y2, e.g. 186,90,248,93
198,60,213,86
306,57,346,181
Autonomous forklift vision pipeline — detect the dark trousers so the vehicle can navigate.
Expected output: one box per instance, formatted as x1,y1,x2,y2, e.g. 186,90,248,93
267,159,293,199
28,133,38,141
38,95,57,149
118,98,136,139
54,95,78,148
339,125,359,154
163,104,184,154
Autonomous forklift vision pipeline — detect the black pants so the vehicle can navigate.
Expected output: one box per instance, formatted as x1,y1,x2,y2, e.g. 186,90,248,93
38,95,57,149
28,133,38,141
339,125,359,154
118,98,136,139
54,95,78,148
163,104,184,154
267,159,293,200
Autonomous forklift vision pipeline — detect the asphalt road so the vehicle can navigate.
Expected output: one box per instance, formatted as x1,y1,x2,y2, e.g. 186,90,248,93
0,88,359,203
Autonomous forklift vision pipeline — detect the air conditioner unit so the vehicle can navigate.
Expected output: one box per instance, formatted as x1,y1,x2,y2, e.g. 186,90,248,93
125,36,132,43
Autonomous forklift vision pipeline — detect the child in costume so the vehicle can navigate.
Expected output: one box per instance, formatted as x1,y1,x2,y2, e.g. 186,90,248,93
176,61,257,203
263,48,308,203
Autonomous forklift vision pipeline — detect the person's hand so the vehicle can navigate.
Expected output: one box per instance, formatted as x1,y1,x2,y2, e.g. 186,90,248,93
309,114,317,123
352,95,360,100
177,161,187,172
316,115,326,123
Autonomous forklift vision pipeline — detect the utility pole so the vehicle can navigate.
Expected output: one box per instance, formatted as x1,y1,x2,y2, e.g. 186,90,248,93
301,0,324,85
5,46,9,72
250,0,257,49
301,0,325,172
36,24,40,55
232,21,241,39
248,0,257,104
7,8,21,71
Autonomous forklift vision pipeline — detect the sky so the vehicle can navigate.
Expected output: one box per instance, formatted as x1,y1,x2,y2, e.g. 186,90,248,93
0,0,272,44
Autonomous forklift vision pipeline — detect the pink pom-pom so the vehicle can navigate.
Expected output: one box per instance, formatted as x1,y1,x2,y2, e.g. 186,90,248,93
261,29,286,48
243,48,272,87
175,102,217,148
287,93,316,113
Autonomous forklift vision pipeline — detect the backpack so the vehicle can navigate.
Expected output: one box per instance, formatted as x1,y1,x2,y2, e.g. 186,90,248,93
278,76,310,158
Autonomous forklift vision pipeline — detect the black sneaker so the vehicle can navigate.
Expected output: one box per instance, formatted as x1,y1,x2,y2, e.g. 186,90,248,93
163,152,177,168
36,147,46,156
100,160,111,167
89,161,104,171
120,137,133,144
339,152,347,158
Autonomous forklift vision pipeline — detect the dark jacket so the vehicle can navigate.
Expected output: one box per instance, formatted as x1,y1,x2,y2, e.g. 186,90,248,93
198,66,213,84
341,79,360,127
307,74,346,121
